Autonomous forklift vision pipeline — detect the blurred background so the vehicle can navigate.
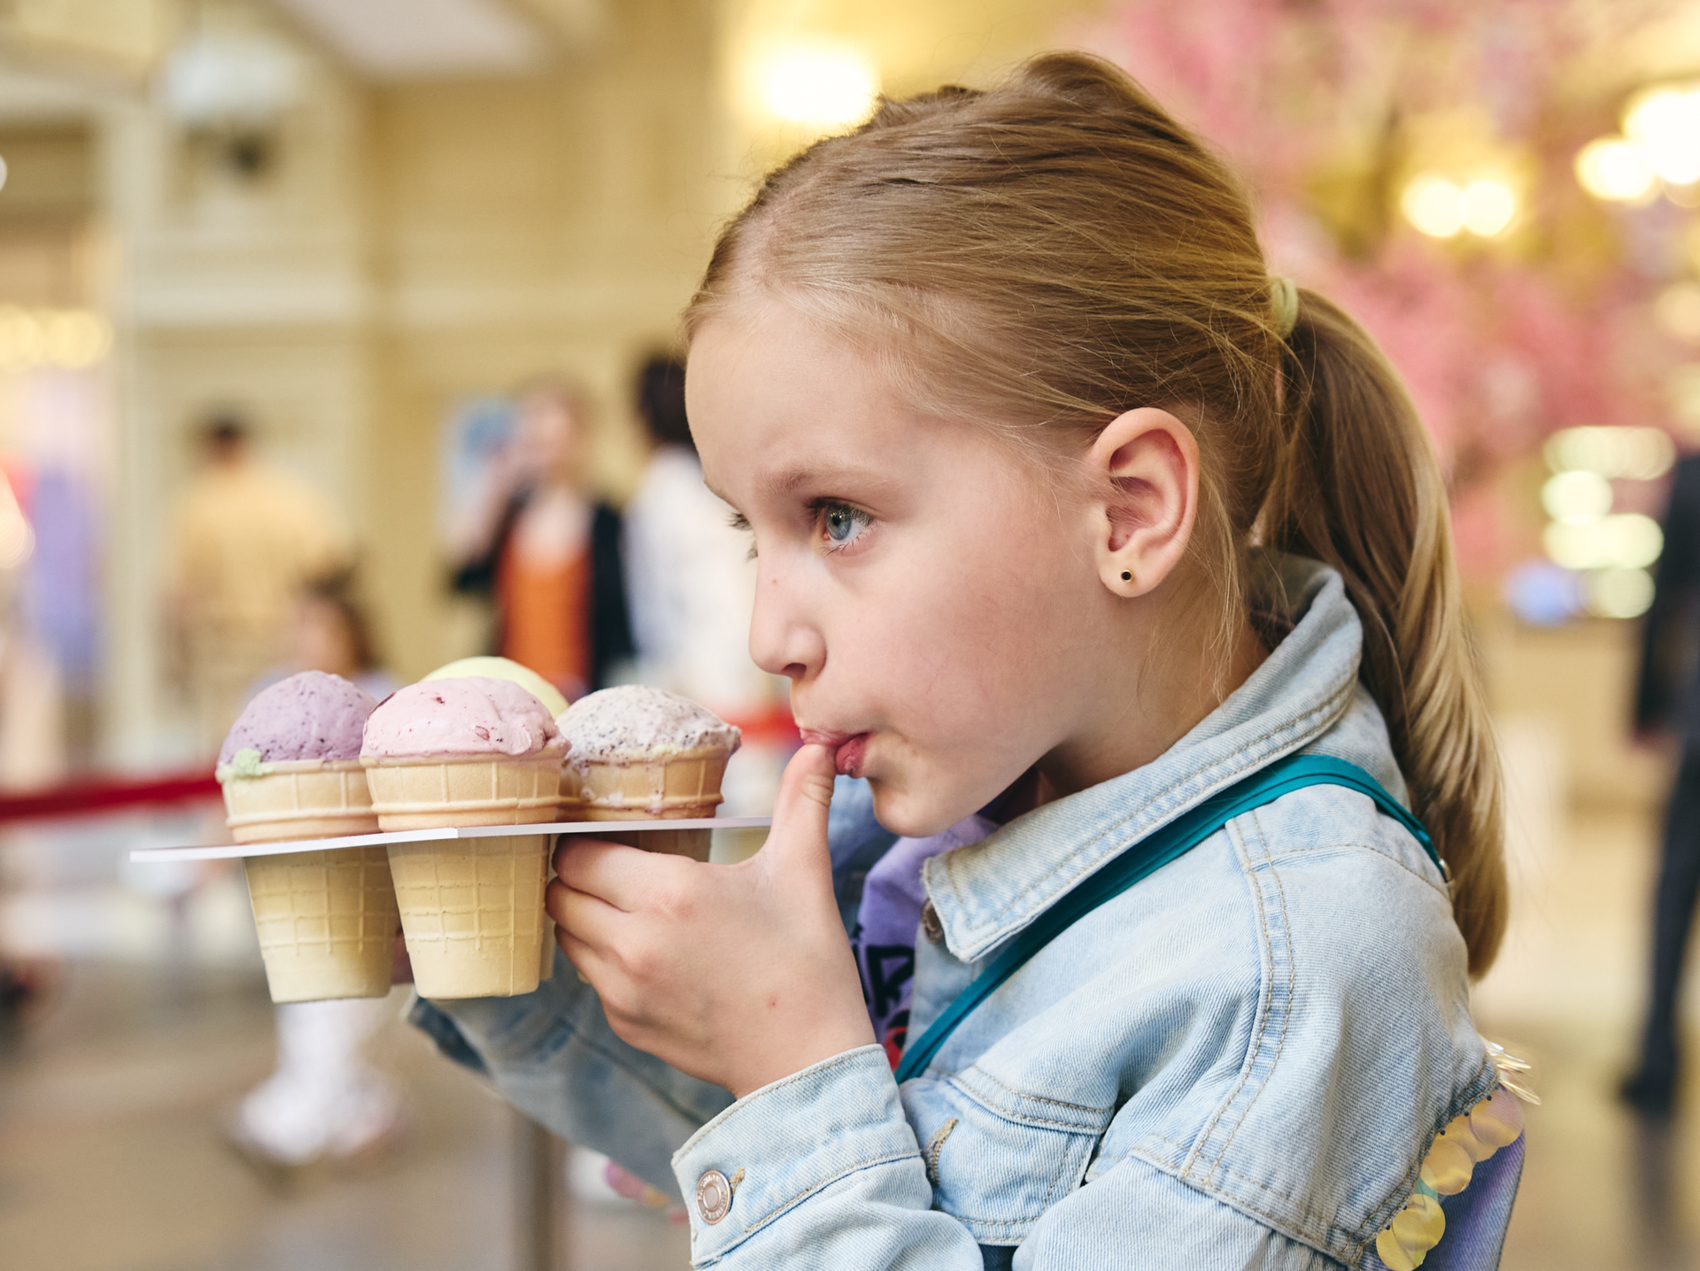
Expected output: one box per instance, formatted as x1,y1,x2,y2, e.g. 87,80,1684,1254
0,0,1698,1267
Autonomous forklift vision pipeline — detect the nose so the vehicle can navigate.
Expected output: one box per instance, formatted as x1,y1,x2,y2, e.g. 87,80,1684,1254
748,554,825,684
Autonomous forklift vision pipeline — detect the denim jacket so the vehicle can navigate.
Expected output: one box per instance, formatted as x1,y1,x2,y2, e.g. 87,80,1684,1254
410,556,1496,1270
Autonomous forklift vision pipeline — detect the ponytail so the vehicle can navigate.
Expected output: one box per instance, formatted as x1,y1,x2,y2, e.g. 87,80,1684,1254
1266,290,1507,976
688,51,1508,976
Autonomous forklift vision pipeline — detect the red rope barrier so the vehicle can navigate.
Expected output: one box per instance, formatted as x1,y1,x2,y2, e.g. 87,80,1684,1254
0,772,221,823
0,705,798,826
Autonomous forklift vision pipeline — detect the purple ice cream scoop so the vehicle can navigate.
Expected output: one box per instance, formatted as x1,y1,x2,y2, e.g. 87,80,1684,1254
218,671,379,767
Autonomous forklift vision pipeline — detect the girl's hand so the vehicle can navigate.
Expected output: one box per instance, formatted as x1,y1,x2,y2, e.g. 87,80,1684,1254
548,745,875,1099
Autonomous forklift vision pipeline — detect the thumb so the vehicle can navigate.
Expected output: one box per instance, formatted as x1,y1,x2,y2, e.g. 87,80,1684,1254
762,743,837,879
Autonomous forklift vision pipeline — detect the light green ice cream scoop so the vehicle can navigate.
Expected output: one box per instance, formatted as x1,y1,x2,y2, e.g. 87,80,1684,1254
422,656,569,716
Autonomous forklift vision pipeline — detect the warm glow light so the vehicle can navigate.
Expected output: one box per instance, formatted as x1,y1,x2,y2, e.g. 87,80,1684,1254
1460,179,1516,236
1402,173,1517,238
1541,470,1612,523
1576,137,1658,201
1624,86,1700,186
1402,175,1465,238
0,470,32,571
1584,567,1656,619
0,306,111,371
1543,426,1675,480
1543,514,1663,571
762,46,877,127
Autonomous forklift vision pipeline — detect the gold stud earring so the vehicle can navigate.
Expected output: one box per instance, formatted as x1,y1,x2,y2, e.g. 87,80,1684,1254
1121,570,1132,582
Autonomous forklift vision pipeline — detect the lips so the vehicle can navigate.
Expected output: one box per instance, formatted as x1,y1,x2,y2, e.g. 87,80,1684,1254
799,728,872,779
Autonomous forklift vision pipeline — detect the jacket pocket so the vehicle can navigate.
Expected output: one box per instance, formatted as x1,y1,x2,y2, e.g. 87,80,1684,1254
903,1066,1113,1245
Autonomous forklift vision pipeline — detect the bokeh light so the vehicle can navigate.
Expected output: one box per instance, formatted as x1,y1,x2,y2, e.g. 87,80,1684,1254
1542,425,1675,481
1575,137,1657,201
1623,84,1700,186
0,306,111,371
1583,566,1656,619
761,45,877,127
1401,173,1516,238
1460,179,1516,235
1541,470,1613,523
1543,513,1664,571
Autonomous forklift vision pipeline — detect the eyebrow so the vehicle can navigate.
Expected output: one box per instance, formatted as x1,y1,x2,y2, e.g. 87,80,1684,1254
706,463,900,507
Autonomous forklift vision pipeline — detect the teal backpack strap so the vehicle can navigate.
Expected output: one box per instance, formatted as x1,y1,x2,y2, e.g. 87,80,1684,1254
893,752,1436,1084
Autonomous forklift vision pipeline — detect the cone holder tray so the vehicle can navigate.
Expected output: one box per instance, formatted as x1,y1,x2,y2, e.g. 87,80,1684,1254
128,817,773,864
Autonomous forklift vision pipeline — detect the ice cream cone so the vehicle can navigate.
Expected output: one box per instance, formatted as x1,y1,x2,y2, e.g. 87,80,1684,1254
363,753,565,831
220,758,379,844
388,834,548,999
243,846,399,1002
560,749,729,862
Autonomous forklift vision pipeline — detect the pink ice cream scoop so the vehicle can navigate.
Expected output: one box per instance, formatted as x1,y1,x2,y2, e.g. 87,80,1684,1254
218,671,378,767
361,676,564,760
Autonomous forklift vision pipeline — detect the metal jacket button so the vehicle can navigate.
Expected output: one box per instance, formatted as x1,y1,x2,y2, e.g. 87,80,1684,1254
695,1169,732,1224
920,900,944,945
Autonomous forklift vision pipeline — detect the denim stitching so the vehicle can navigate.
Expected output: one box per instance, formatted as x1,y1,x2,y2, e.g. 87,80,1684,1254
673,1046,889,1160
1121,1144,1367,1265
1184,812,1280,1181
957,1066,1116,1121
1202,807,1296,1189
1254,840,1448,900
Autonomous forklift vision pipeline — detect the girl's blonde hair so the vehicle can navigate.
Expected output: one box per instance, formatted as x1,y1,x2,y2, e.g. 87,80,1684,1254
687,53,1506,974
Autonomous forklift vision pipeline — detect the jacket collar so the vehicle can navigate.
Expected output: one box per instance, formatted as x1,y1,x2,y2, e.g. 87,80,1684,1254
923,555,1371,964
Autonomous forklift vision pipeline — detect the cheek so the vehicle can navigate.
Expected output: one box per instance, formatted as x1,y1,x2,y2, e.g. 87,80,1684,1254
854,509,1093,742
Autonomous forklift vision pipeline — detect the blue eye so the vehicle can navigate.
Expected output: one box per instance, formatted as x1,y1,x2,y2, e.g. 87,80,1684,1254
820,502,870,549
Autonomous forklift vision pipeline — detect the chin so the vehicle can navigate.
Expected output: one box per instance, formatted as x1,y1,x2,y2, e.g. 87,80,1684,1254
866,777,967,840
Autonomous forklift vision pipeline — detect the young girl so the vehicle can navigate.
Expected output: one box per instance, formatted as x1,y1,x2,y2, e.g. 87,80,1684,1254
412,53,1526,1270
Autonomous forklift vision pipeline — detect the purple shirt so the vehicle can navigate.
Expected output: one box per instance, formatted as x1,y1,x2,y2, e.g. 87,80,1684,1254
852,814,996,1066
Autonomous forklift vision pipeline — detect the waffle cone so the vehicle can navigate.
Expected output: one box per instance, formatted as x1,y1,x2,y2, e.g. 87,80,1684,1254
363,751,564,831
388,834,548,999
560,748,729,862
244,847,399,1003
220,759,379,844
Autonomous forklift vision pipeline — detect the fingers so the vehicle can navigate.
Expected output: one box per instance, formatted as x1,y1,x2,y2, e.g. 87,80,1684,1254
553,836,684,910
546,875,623,940
762,744,838,884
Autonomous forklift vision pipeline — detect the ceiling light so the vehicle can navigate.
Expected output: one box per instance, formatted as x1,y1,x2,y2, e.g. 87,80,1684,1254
761,46,877,128
1575,137,1657,201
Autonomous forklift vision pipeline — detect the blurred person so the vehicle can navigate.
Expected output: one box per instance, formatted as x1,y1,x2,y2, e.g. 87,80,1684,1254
622,355,791,814
1624,453,1700,1117
165,414,353,756
226,573,406,1176
449,381,633,701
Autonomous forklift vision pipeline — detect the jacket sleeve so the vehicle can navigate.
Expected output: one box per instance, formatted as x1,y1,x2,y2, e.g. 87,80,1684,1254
407,956,734,1198
669,1046,986,1268
668,1053,1325,1270
407,778,898,1200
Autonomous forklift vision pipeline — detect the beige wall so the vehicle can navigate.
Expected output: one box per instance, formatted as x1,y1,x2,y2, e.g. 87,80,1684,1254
88,0,727,764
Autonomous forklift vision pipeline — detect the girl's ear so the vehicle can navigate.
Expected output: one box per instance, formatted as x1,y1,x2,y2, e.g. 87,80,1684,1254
1086,407,1199,599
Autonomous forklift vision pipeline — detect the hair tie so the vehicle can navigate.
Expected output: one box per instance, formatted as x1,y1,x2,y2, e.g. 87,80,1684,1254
1269,275,1300,339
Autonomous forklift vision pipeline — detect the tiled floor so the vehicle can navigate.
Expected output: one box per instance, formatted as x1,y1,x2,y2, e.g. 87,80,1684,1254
0,965,689,1271
1475,801,1700,1270
0,793,1695,1269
